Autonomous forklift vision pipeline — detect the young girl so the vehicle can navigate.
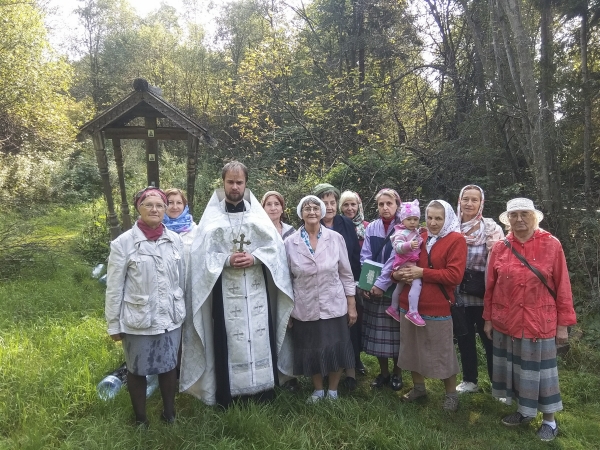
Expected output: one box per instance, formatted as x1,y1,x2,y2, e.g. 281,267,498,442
385,199,425,326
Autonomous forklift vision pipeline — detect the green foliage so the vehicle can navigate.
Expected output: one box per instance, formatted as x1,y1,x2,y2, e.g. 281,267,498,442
50,148,104,203
76,201,111,266
0,0,75,154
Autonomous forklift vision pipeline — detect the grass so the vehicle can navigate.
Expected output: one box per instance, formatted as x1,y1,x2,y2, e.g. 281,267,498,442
1,205,599,449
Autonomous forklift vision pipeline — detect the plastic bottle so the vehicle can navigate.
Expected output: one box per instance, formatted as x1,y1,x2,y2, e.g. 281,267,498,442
97,374,123,400
92,264,105,278
146,374,159,398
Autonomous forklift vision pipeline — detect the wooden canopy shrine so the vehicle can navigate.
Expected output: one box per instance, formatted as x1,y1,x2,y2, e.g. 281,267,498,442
78,79,213,240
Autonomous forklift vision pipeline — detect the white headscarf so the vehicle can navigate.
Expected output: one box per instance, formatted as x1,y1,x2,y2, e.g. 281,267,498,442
296,195,327,219
426,199,460,253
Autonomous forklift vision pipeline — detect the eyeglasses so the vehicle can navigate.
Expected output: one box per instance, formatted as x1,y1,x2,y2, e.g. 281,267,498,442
302,206,321,213
140,203,166,211
507,211,532,220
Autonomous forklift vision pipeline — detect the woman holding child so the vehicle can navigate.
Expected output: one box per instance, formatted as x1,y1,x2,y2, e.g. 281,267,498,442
394,200,466,412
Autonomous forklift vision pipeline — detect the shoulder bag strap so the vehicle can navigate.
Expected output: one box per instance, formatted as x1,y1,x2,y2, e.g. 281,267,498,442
503,239,557,300
372,228,394,262
427,250,452,305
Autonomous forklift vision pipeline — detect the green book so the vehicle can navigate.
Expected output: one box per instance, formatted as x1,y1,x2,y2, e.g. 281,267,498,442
358,259,396,298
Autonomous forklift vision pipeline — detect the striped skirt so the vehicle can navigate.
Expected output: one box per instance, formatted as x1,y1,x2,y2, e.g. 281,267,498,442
492,330,563,416
362,293,400,358
292,316,355,377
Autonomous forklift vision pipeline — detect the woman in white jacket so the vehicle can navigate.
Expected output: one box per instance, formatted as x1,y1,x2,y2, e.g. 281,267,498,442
105,187,185,427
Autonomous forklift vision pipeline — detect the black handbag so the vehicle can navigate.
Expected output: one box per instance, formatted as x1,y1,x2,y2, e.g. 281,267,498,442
459,268,486,298
427,252,469,337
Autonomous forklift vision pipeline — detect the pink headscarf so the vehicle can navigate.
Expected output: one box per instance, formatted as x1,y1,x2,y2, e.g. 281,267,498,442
134,187,167,212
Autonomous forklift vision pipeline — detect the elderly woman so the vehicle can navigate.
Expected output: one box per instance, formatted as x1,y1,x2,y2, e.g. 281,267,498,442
313,183,363,386
339,190,370,248
285,195,357,402
360,188,404,390
394,200,466,411
105,187,185,426
454,185,504,394
483,198,576,441
261,191,295,240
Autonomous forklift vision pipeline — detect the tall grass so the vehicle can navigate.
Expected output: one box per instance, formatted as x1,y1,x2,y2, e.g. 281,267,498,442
1,205,599,449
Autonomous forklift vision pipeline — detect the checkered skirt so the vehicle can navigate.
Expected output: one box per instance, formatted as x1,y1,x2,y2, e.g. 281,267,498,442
362,293,400,358
492,330,563,416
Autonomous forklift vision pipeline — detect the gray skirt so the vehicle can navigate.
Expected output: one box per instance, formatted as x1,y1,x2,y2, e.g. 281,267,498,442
397,313,459,379
362,294,400,358
123,327,181,376
492,330,563,416
292,316,355,377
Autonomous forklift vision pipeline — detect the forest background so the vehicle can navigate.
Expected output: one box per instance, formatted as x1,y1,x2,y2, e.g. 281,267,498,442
0,0,599,447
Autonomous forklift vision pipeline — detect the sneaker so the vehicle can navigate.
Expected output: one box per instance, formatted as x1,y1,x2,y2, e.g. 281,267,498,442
405,311,426,327
501,412,534,426
326,391,339,400
385,306,401,322
306,391,325,404
402,388,427,402
443,394,459,412
536,423,559,441
390,374,403,391
370,373,390,388
456,381,479,393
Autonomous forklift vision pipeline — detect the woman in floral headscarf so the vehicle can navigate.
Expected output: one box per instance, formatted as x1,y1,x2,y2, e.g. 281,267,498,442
339,190,370,248
454,185,504,395
393,200,466,412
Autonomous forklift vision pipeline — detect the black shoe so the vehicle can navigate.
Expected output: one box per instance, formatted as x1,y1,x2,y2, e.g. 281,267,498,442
160,411,176,424
356,361,367,376
134,419,149,429
282,378,300,392
390,374,403,391
344,377,358,391
370,373,390,388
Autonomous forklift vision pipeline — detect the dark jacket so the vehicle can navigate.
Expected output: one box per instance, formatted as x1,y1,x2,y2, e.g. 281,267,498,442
322,214,361,281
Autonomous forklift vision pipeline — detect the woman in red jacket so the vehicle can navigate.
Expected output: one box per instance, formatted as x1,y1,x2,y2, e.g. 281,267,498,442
392,200,467,412
483,198,576,442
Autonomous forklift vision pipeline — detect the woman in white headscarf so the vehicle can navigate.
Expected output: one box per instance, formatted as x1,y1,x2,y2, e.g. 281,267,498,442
392,200,466,412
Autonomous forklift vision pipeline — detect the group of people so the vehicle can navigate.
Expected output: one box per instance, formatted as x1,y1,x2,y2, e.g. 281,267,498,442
105,162,576,442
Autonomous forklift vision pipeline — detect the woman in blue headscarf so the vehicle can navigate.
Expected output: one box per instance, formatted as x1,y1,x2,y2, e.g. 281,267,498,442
163,188,196,269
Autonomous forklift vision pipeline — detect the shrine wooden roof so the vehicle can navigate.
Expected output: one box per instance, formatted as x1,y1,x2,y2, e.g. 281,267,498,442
78,80,213,143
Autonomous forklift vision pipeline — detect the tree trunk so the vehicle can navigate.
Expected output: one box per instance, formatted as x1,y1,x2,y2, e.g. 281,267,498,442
581,6,593,209
501,0,562,233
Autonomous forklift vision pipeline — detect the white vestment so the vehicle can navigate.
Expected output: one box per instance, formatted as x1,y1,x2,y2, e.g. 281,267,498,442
180,189,294,405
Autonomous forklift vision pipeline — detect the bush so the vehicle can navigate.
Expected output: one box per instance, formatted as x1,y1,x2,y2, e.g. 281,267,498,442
50,149,103,203
76,202,111,266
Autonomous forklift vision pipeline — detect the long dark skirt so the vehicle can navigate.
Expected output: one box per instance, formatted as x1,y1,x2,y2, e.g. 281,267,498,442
292,316,355,377
123,327,181,376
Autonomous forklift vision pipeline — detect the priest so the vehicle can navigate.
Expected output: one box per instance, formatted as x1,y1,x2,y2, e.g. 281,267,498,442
180,161,295,407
